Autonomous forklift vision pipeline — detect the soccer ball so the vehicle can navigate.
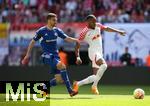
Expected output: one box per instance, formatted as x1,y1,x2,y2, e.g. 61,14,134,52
133,88,145,99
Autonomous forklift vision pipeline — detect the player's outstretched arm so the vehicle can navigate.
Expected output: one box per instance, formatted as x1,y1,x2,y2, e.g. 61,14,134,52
22,39,35,65
64,36,79,43
104,26,126,36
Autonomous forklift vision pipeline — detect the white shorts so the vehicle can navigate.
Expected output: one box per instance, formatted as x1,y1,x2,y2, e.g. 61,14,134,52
88,49,106,68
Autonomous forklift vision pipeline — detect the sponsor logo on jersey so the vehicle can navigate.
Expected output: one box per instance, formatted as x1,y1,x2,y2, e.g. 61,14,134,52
46,39,57,42
92,34,100,40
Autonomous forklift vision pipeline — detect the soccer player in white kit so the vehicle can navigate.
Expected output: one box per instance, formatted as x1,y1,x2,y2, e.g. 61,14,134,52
73,15,126,95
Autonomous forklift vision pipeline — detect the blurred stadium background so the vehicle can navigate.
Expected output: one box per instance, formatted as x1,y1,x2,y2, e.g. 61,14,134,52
0,0,150,66
0,0,150,106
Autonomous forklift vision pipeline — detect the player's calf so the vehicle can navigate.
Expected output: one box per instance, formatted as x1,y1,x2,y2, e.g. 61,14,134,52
56,62,76,96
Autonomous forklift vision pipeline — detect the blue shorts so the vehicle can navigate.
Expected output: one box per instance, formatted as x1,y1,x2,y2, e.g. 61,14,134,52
42,53,60,74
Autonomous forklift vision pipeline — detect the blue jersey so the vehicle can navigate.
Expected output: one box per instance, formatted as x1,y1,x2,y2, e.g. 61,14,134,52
33,26,68,54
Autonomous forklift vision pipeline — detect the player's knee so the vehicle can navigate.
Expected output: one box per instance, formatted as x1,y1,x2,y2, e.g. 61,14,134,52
56,79,64,84
55,75,64,84
57,62,66,70
96,59,103,66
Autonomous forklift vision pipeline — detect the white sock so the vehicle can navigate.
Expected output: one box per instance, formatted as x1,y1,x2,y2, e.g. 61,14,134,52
92,64,107,87
77,75,96,86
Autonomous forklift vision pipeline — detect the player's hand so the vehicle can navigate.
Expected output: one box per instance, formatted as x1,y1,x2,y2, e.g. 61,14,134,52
119,31,126,36
21,55,29,65
76,57,82,65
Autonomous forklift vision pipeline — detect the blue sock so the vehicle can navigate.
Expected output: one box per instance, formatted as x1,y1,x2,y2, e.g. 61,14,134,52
60,70,72,93
50,78,57,87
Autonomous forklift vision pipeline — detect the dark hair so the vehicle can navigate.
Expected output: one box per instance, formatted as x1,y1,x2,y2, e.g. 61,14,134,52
47,13,57,20
85,14,96,21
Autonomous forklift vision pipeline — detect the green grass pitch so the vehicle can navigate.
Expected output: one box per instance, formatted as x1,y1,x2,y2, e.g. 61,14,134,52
0,94,50,106
0,85,149,106
50,85,150,106
0,83,50,106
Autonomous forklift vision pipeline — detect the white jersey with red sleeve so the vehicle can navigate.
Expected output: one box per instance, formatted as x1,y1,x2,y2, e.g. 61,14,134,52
78,23,107,68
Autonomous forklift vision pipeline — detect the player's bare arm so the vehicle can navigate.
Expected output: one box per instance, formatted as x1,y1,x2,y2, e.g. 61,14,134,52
64,36,79,43
65,36,82,64
104,26,126,36
75,42,80,57
22,39,35,64
75,42,82,65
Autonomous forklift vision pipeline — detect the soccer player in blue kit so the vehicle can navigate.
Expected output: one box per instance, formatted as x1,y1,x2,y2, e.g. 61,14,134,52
22,13,79,97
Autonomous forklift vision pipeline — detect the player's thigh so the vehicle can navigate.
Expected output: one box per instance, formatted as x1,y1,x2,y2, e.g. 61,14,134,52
88,49,95,61
42,53,62,73
56,61,66,70
42,53,62,68
50,55,66,70
88,50,103,61
88,51,101,74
